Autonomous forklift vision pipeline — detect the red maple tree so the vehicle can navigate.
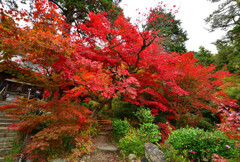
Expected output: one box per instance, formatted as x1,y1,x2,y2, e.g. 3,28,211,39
0,0,237,150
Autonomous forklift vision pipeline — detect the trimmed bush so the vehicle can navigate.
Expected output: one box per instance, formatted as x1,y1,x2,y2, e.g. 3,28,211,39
118,108,161,158
134,107,154,123
118,130,145,157
118,124,161,158
112,119,130,135
139,123,161,143
158,142,190,162
167,127,239,161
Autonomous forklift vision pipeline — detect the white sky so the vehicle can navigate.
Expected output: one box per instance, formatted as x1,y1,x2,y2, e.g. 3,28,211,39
120,0,226,54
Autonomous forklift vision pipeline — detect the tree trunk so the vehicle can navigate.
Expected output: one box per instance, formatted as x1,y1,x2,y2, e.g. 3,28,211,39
91,99,110,118
107,97,113,110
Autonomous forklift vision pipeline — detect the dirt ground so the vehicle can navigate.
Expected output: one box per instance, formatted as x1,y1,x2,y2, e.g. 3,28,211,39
82,134,122,162
83,150,122,162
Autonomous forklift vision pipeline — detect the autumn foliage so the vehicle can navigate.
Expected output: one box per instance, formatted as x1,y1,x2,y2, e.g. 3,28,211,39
0,99,93,160
218,108,240,140
0,0,238,159
1,0,234,115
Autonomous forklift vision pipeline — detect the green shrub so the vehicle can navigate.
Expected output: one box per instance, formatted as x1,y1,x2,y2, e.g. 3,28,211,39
139,123,161,143
136,107,161,143
118,109,161,158
158,142,190,162
118,108,162,158
167,127,239,161
134,107,154,123
118,129,145,157
112,119,130,135
119,125,161,158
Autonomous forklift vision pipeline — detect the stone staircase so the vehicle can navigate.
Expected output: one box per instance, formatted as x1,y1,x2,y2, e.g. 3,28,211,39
0,103,18,161
97,118,114,135
95,117,117,151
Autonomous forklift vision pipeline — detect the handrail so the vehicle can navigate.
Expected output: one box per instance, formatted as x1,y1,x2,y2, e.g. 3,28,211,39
0,87,5,95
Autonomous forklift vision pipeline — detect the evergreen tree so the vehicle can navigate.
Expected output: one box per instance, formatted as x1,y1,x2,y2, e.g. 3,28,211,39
206,0,240,74
194,46,214,66
0,0,121,27
205,0,240,32
147,8,188,53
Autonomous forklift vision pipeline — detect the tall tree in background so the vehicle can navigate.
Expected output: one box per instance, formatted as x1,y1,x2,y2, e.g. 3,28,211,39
147,8,188,53
0,0,121,30
194,46,214,66
0,0,18,9
214,38,240,73
206,0,240,32
206,0,240,73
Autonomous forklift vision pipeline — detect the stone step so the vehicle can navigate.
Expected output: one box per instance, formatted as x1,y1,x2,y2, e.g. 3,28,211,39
100,125,113,131
0,102,12,106
0,141,13,149
0,123,12,127
97,117,106,120
0,115,18,119
98,123,112,126
98,119,112,124
0,127,16,133
98,131,112,135
0,148,11,157
0,112,6,115
0,137,15,143
96,146,117,151
0,119,18,123
0,132,17,138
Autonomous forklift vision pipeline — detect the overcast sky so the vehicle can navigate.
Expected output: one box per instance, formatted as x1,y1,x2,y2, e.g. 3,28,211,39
120,0,226,54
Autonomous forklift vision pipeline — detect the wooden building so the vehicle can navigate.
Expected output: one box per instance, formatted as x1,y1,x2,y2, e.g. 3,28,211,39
0,72,42,101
